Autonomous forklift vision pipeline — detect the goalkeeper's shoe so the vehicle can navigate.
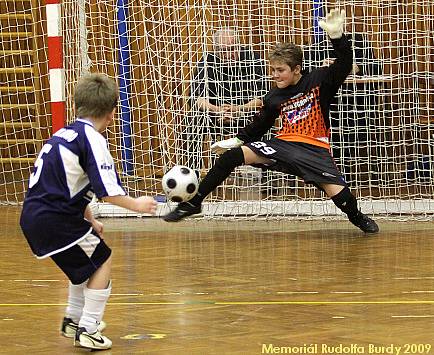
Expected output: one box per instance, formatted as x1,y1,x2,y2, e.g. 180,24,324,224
74,327,112,350
163,202,202,222
61,317,106,338
348,212,379,234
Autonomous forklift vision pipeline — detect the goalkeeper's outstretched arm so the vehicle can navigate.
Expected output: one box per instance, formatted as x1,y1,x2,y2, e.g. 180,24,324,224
319,8,353,91
236,105,278,143
211,108,277,155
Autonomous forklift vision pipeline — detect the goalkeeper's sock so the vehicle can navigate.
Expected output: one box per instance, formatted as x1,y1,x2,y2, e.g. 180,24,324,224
331,186,359,218
331,186,379,233
189,147,245,206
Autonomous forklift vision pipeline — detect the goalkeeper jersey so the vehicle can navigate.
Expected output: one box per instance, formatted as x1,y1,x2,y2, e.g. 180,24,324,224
237,35,353,150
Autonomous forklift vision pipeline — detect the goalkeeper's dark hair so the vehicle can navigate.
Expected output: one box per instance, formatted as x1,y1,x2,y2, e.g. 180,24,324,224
74,73,119,119
269,43,303,70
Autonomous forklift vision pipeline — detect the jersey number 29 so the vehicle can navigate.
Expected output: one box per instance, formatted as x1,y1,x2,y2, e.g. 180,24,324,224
250,141,276,155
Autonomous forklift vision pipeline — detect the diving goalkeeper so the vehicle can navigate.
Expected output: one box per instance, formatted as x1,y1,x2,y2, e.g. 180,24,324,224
163,9,379,234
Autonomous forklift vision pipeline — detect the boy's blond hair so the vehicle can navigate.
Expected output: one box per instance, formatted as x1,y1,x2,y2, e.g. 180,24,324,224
269,43,303,70
74,73,118,119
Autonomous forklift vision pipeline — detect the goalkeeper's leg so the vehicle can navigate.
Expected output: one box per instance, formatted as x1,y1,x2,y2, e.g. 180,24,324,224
163,147,245,222
323,184,379,234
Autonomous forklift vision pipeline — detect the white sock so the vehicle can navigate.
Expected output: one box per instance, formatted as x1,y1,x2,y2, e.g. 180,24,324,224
79,281,111,334
65,281,86,323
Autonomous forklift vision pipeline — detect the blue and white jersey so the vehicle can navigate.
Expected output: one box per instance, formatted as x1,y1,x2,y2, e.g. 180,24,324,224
20,118,125,258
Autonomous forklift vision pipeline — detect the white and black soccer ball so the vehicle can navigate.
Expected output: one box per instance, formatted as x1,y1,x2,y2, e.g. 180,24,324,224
162,165,199,203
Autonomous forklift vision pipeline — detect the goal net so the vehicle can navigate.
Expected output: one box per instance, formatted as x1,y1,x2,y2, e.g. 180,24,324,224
1,1,434,219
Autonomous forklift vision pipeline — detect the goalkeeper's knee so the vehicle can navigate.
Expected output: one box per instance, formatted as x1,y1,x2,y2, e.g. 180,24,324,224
216,147,245,170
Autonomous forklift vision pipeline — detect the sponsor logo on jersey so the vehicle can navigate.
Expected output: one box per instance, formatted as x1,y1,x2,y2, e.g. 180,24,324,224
100,163,113,170
284,103,312,125
282,92,315,111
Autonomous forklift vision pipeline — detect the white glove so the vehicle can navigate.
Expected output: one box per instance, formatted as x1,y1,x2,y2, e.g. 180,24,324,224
319,8,346,39
210,137,244,155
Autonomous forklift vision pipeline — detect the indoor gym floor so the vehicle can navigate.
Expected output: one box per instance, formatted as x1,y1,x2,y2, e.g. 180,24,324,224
1,206,434,354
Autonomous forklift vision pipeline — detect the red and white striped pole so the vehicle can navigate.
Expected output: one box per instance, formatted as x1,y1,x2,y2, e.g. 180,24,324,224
45,0,65,134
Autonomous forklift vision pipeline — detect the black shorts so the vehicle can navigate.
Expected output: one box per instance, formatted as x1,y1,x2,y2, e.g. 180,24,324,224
51,230,112,285
245,138,347,188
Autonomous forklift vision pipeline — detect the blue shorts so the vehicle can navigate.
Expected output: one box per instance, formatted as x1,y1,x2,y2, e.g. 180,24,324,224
50,230,112,285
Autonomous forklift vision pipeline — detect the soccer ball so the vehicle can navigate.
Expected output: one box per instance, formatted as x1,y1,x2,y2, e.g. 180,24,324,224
162,165,199,203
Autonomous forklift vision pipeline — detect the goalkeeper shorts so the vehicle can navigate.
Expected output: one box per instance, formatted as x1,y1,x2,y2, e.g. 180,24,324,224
246,138,347,188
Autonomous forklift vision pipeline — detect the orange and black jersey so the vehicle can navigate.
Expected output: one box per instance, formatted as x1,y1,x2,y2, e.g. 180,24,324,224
237,35,353,150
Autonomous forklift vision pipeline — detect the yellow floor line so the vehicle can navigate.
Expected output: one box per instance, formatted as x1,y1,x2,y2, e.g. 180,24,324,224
0,300,434,306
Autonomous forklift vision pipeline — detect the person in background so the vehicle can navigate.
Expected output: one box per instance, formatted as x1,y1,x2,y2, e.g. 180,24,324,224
186,28,269,170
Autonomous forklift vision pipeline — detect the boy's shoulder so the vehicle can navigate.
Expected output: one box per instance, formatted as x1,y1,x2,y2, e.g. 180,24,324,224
50,119,103,147
263,87,293,110
60,118,89,133
299,66,330,87
264,87,279,102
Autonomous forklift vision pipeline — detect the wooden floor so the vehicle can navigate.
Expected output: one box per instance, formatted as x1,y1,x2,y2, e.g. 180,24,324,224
1,206,434,354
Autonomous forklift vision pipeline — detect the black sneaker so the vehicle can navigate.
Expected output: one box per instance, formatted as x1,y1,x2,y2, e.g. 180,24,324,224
61,317,106,338
163,202,202,222
349,212,379,233
61,317,78,338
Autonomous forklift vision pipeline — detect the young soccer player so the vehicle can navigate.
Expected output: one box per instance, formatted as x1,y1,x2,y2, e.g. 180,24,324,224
20,73,157,350
163,9,379,234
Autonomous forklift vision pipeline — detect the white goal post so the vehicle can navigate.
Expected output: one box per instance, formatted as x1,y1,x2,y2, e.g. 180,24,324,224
1,1,434,219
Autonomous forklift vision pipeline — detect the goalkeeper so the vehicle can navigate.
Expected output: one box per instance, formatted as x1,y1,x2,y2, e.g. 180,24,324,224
164,9,379,233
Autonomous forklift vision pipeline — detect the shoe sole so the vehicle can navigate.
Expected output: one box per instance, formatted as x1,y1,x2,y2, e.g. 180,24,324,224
163,210,201,222
364,229,380,234
74,340,112,350
74,329,112,350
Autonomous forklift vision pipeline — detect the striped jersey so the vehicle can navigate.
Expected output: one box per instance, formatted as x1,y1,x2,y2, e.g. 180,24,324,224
20,118,125,258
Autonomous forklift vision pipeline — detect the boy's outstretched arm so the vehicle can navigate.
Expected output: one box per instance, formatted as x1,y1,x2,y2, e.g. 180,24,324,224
103,195,157,214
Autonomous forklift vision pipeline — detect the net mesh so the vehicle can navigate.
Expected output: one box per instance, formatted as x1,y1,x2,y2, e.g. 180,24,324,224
1,1,434,218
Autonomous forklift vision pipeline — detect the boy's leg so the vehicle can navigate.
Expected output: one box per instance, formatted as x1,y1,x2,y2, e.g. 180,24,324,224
66,281,85,321
61,281,85,337
75,256,112,349
322,183,379,233
51,232,112,348
61,280,107,338
163,146,246,222
79,255,111,332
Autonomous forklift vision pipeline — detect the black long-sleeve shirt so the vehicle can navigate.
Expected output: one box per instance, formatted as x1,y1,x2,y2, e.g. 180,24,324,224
237,35,353,150
190,47,268,108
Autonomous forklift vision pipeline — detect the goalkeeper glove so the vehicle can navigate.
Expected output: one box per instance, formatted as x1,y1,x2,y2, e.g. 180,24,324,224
210,137,244,155
319,8,346,39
